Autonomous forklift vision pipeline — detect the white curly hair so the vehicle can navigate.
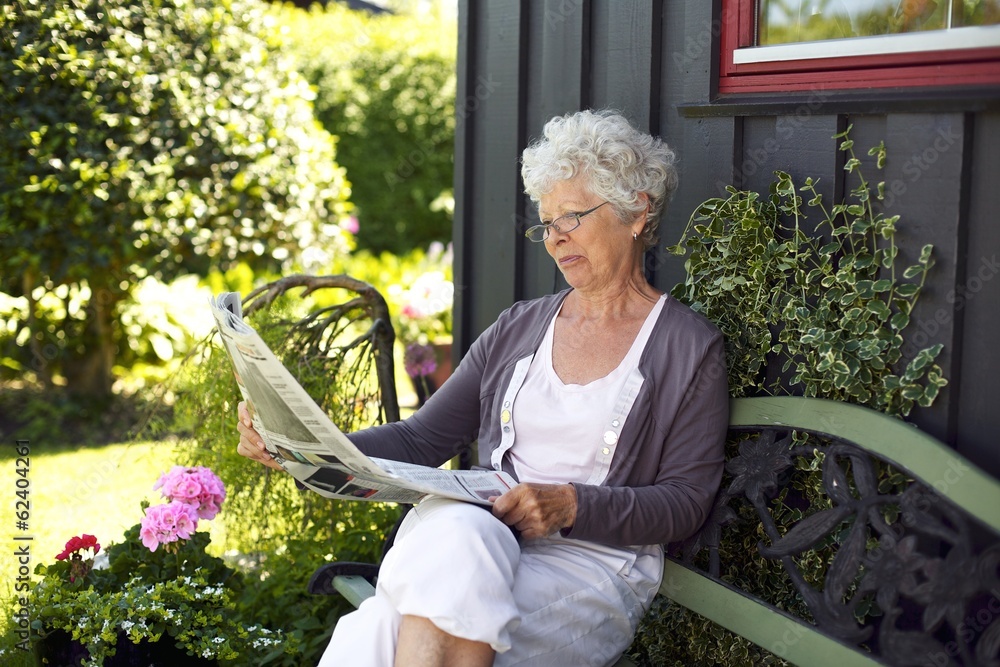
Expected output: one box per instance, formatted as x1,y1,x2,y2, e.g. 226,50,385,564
520,109,678,250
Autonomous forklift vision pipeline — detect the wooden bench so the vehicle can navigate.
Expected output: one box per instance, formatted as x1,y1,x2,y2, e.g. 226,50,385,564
309,396,1000,666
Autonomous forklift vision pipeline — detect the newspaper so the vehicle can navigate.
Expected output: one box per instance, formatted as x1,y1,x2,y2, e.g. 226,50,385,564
210,292,516,506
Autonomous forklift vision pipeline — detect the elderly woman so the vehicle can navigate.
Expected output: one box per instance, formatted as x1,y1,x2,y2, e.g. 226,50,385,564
237,109,728,666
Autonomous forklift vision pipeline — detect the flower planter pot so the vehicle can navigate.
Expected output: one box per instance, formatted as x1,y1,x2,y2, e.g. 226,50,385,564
35,629,218,666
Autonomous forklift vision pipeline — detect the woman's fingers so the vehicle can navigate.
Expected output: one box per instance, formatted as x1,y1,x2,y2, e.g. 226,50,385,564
491,483,577,540
235,401,283,470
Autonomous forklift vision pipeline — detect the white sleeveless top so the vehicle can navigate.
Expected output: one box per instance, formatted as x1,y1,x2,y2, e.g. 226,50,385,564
509,295,666,485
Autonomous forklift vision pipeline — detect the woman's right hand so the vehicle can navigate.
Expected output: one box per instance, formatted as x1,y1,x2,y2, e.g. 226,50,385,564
236,401,283,471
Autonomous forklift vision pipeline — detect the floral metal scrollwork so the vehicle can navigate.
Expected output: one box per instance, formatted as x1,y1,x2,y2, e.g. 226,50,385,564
675,428,1000,666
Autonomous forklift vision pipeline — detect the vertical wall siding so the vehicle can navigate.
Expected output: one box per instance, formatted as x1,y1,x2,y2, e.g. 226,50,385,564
519,0,590,302
454,1,526,346
656,0,736,291
959,113,1000,475
454,1,999,477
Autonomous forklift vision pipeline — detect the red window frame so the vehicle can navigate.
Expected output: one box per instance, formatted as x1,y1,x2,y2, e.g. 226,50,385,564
718,0,1000,94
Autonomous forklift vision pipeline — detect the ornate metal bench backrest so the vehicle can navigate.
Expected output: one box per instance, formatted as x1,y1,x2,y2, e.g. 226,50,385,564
672,397,1000,667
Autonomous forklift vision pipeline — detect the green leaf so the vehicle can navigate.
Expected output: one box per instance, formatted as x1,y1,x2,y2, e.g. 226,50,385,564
893,297,913,314
903,264,924,279
833,124,854,139
881,245,899,269
854,254,874,269
872,279,892,292
850,215,872,234
867,300,890,318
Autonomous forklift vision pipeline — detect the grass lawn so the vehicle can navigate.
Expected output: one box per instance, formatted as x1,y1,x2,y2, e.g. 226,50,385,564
0,438,228,661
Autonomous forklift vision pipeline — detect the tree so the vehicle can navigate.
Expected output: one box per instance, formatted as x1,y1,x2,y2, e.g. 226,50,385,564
276,2,456,254
0,0,353,398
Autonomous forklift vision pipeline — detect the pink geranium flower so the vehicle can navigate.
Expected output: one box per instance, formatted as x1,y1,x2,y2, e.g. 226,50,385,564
139,501,200,552
154,465,226,520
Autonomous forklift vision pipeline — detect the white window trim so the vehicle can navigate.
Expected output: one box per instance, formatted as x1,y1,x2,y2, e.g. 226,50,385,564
734,24,1000,65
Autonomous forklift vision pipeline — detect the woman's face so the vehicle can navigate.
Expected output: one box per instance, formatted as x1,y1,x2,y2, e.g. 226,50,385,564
538,178,643,293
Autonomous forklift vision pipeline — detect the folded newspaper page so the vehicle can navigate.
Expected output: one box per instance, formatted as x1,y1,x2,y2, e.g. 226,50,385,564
210,292,515,506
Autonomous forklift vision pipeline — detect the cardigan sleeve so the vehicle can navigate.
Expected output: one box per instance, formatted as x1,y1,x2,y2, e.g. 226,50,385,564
345,315,503,467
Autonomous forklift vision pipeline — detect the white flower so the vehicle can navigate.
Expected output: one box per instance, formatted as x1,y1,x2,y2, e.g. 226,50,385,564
120,621,134,632
92,550,110,571
213,637,225,644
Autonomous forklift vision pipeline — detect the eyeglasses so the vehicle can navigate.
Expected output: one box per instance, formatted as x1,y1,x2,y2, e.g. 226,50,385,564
524,201,610,243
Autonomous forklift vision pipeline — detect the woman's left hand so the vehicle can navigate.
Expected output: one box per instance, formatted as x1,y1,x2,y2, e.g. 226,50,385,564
491,483,577,540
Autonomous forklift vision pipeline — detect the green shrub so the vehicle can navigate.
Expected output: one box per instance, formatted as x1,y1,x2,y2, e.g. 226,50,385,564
275,2,456,254
0,0,353,397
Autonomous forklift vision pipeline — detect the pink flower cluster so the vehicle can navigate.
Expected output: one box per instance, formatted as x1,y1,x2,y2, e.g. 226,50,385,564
139,466,227,552
154,466,226,520
139,502,200,552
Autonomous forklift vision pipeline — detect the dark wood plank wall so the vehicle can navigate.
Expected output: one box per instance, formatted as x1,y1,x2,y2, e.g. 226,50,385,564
454,0,1000,477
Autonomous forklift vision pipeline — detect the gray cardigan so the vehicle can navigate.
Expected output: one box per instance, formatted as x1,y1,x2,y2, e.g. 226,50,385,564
349,289,729,548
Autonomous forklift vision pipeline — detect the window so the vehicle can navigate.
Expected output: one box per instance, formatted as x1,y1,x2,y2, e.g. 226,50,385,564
719,0,1000,94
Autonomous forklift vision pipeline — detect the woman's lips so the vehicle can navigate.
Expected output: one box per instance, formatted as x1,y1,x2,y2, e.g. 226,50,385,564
559,255,581,265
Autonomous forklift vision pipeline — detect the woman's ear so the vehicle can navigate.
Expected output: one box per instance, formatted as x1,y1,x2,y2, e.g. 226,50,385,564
631,193,651,238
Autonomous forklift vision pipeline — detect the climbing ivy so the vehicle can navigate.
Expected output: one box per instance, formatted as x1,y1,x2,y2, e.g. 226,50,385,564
667,127,947,415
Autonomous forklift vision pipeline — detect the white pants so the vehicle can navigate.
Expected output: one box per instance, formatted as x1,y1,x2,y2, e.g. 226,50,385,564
319,497,662,667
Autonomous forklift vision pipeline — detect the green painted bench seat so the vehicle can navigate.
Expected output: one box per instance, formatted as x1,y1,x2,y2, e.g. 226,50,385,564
309,396,1000,666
